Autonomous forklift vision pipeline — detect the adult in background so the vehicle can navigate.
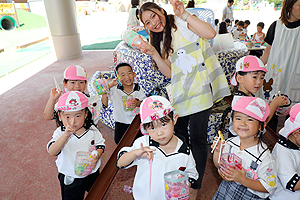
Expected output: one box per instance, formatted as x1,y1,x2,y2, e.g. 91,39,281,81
222,0,234,25
135,0,230,198
260,0,300,130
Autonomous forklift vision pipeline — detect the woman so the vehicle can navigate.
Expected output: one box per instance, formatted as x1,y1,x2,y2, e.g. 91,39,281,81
135,0,230,198
261,0,300,103
260,0,300,131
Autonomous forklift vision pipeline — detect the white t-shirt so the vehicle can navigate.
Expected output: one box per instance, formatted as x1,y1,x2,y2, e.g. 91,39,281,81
47,125,105,178
270,135,300,199
222,5,234,21
117,135,198,200
232,28,246,40
223,137,278,198
108,83,146,124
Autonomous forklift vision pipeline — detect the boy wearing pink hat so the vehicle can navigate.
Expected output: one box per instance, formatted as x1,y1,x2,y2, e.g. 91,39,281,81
222,56,287,137
47,91,105,199
44,65,100,125
212,96,278,199
270,103,300,199
116,96,198,200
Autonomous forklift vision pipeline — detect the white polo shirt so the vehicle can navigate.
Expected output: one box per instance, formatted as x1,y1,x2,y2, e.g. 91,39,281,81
47,125,105,178
270,135,300,199
223,137,277,198
117,135,198,200
108,83,146,124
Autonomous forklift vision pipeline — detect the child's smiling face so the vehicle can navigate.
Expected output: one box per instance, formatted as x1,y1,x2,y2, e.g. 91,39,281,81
117,65,135,87
232,111,260,140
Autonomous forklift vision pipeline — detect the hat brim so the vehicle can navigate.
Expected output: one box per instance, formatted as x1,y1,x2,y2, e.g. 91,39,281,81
230,72,238,86
279,118,300,139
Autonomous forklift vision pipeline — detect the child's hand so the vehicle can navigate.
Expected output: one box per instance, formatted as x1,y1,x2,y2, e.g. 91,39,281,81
132,98,141,108
109,78,119,88
49,88,62,101
211,136,225,152
271,95,288,107
224,166,246,183
132,36,156,56
135,143,156,161
64,117,75,137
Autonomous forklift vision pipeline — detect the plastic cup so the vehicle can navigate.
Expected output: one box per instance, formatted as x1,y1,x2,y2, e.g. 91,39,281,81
273,94,291,116
164,170,189,200
218,153,242,181
94,78,108,95
122,95,135,111
74,151,93,176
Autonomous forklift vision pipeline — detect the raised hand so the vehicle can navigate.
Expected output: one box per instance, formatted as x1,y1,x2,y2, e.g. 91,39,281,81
132,35,156,56
135,143,156,161
64,117,75,137
169,0,185,18
49,87,62,101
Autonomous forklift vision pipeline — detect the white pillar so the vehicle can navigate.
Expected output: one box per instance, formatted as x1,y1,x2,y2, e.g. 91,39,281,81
43,0,82,60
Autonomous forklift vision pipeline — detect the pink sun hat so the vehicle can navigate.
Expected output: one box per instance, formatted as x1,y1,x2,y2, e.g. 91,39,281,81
63,65,87,81
56,91,88,112
140,96,175,134
230,56,268,86
279,103,300,139
232,96,270,122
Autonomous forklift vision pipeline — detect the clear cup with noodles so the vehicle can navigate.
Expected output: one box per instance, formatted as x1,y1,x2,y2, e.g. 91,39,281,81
218,153,242,181
122,95,135,111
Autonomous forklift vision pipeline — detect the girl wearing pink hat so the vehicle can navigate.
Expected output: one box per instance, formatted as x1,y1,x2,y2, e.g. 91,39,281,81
117,96,198,200
270,103,300,199
47,91,105,200
222,56,287,138
212,96,278,199
44,65,88,120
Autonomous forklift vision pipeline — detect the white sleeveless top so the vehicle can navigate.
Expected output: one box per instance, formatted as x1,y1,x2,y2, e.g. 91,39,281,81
263,19,300,104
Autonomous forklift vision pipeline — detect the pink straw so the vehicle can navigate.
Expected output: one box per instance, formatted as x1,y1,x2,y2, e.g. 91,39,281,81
149,159,152,195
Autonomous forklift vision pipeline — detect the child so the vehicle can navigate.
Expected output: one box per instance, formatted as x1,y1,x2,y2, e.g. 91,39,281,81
219,22,228,34
250,22,266,58
215,19,220,33
116,96,198,200
47,91,105,200
244,20,251,40
224,56,287,136
230,19,239,33
44,65,101,124
101,62,146,144
44,65,88,120
212,96,277,199
270,103,300,199
232,20,247,40
225,18,232,33
127,0,140,30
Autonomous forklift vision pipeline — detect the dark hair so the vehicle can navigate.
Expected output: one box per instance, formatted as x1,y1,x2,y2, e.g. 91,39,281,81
219,109,272,150
131,0,139,6
280,0,298,25
257,22,265,28
63,79,87,84
185,0,195,9
115,62,133,73
143,111,174,131
237,20,244,27
234,19,239,24
219,22,228,34
55,108,96,131
228,0,234,3
139,2,177,70
225,19,231,23
244,20,250,25
215,19,219,26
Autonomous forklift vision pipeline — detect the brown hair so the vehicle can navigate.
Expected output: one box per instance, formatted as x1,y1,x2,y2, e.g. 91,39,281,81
139,2,177,70
280,0,298,25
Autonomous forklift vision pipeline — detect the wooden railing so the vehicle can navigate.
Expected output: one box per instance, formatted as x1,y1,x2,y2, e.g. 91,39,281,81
86,115,141,200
